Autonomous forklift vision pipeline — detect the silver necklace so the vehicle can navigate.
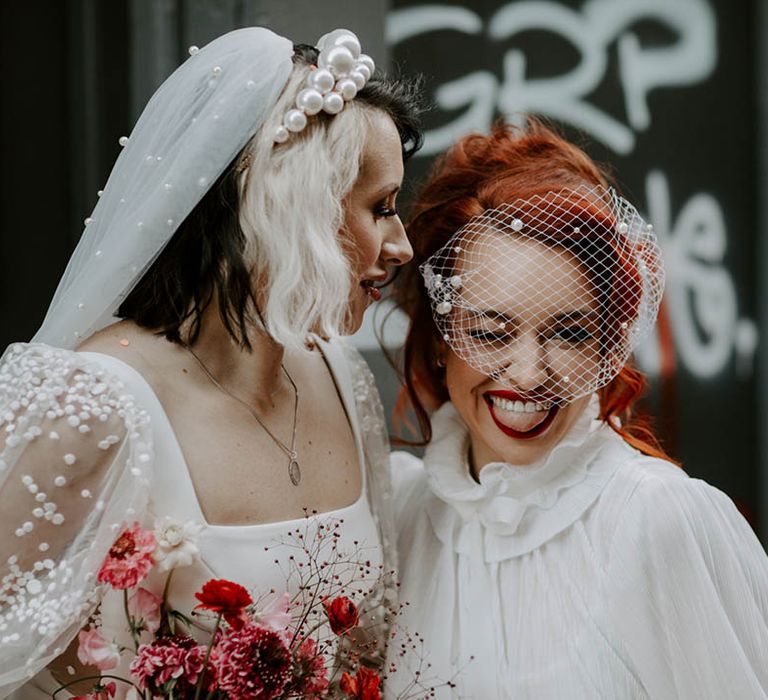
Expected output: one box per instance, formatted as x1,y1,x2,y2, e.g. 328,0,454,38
184,344,302,486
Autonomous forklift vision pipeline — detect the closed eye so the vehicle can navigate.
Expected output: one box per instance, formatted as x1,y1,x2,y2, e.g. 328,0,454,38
467,328,510,344
374,206,399,219
548,325,594,344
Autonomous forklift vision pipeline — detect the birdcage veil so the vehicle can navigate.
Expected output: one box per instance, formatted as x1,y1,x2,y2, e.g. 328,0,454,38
420,184,664,403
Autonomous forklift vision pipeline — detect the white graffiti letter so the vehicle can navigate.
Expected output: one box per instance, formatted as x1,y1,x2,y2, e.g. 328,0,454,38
583,0,717,131
647,170,737,377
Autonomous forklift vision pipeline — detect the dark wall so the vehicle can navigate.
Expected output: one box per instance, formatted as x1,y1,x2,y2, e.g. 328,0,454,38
1,2,73,343
1,1,130,346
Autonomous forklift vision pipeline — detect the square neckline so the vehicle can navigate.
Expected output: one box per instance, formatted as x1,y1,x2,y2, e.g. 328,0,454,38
78,340,369,530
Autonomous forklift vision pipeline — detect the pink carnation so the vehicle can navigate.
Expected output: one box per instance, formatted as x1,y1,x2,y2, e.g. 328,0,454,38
97,523,156,590
289,637,329,698
129,635,208,696
76,627,120,671
213,623,292,700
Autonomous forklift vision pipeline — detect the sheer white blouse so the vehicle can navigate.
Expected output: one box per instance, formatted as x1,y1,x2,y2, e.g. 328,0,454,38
388,398,768,699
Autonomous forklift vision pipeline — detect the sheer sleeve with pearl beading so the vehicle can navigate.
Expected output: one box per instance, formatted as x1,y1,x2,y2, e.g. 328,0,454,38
0,343,154,696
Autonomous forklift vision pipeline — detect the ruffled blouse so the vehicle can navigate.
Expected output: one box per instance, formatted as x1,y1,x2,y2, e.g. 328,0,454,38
387,399,768,699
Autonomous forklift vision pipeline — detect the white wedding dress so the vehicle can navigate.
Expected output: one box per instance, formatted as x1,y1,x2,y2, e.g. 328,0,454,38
388,397,768,699
0,338,397,698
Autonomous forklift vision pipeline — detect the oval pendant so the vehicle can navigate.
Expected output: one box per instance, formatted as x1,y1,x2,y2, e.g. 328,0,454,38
288,459,301,486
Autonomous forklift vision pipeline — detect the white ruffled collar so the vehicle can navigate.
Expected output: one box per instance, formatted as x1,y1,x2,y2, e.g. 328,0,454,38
423,395,628,560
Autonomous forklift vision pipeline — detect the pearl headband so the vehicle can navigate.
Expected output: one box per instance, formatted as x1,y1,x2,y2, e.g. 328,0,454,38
274,29,375,144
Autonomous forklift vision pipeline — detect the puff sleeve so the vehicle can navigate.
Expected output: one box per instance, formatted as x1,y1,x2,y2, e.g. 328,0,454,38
607,466,768,698
0,344,154,696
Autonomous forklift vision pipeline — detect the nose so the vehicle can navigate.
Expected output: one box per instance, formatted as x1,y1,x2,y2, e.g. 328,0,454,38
381,218,413,266
493,332,548,391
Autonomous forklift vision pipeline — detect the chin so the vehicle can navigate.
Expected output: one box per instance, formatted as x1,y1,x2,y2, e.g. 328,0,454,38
340,306,365,336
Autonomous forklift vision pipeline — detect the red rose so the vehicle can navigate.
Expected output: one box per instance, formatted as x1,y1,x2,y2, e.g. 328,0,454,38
340,666,381,700
195,578,253,630
322,596,359,635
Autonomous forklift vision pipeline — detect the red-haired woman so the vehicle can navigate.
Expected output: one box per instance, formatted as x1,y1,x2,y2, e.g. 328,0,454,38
387,123,768,698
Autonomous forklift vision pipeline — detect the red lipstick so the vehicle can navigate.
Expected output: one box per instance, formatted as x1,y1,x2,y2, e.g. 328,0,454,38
483,392,560,440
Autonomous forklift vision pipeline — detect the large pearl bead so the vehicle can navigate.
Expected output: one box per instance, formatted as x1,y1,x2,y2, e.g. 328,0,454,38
333,33,361,58
316,28,349,50
308,68,335,94
358,54,375,75
322,92,344,114
337,78,357,101
296,88,324,115
349,70,366,90
322,46,355,76
284,109,307,132
274,125,289,143
355,63,371,82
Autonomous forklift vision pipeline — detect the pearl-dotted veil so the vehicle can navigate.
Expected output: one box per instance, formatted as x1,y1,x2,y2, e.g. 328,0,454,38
33,27,294,348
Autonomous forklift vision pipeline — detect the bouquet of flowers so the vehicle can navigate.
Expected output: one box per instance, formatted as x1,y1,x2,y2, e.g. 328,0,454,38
55,514,453,700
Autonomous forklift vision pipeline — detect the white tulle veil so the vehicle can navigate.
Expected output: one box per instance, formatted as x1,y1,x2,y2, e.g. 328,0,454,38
33,27,294,348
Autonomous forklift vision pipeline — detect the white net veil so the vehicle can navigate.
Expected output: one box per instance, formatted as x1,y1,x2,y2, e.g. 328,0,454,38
420,185,664,404
33,27,294,349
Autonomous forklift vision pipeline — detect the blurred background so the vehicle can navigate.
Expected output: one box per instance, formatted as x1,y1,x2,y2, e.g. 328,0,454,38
1,0,766,544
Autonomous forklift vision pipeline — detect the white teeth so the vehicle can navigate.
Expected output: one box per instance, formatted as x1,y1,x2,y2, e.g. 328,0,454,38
489,395,552,413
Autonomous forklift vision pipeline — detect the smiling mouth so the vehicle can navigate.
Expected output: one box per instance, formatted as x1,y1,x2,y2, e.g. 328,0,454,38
484,392,560,440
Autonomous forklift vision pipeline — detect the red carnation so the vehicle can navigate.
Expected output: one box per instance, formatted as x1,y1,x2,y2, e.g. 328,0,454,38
195,578,253,630
340,665,381,700
129,635,209,696
213,623,292,700
286,637,329,698
322,596,359,635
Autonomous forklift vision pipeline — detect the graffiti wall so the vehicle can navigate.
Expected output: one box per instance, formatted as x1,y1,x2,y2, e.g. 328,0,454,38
384,0,760,526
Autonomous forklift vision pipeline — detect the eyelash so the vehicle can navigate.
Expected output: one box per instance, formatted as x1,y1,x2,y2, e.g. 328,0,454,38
549,326,594,344
466,326,594,344
467,329,509,344
374,206,398,219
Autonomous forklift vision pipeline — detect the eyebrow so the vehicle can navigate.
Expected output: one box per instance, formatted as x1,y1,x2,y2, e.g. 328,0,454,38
551,310,601,324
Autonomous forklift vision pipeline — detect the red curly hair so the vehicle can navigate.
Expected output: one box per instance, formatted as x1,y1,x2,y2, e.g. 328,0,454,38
394,121,674,463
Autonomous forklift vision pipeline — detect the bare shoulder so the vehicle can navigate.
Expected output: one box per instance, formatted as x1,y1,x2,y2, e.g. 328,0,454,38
76,321,182,387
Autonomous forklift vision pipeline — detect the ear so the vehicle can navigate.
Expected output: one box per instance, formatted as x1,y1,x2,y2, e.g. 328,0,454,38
434,335,448,369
